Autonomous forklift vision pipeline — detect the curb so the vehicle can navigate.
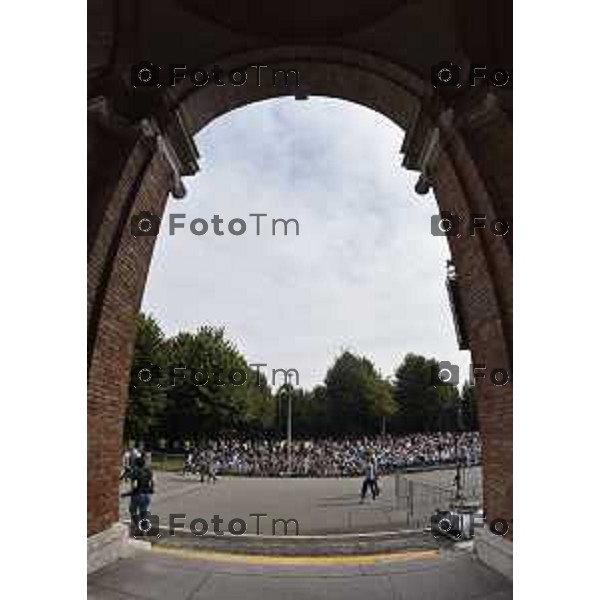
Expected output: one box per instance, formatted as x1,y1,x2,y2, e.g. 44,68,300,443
132,524,440,556
151,544,441,566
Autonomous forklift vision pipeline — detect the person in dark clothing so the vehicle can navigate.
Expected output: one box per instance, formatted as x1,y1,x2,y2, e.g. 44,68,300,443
128,455,154,535
360,458,378,502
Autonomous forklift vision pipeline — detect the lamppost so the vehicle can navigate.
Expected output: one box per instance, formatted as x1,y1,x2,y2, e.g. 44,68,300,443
287,389,292,473
277,385,293,474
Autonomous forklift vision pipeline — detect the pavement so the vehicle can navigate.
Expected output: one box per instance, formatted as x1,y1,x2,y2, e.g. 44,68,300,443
121,469,482,535
88,546,512,599
98,470,507,599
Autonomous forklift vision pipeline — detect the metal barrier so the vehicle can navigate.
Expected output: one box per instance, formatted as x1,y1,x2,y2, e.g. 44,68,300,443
393,468,483,529
150,452,184,472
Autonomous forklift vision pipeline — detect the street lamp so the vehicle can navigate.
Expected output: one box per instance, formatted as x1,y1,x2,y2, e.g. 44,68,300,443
287,390,292,473
277,385,293,474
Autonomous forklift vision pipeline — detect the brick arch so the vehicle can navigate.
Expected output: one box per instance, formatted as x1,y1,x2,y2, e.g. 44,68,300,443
168,46,429,133
87,48,512,566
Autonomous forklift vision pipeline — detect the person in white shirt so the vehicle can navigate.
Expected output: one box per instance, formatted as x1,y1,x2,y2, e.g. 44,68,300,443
360,456,378,503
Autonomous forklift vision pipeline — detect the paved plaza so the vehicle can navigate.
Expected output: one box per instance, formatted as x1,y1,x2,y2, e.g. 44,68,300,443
88,468,512,599
88,545,511,599
120,468,482,535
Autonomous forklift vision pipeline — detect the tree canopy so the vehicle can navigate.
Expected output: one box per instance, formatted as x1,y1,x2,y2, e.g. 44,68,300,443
124,314,478,445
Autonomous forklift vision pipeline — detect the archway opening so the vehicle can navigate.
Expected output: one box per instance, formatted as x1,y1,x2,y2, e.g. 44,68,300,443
88,53,511,552
121,97,480,536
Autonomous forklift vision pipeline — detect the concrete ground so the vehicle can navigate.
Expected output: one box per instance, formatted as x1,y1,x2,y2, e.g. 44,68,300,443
120,469,482,535
97,471,509,599
88,546,512,599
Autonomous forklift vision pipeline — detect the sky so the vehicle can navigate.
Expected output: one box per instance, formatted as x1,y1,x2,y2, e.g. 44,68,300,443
141,97,472,389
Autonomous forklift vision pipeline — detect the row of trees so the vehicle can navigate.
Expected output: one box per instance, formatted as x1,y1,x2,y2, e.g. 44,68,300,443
125,313,478,444
283,352,477,436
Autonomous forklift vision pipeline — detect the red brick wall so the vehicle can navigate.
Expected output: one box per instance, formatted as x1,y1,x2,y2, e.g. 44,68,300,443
433,130,513,539
88,139,171,536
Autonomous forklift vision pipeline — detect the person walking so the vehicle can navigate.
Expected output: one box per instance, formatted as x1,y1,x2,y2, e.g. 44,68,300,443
372,452,381,498
360,456,378,503
128,454,154,535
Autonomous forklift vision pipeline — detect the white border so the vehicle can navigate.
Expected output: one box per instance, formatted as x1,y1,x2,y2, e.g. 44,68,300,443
0,1,86,597
1,2,598,597
515,3,600,598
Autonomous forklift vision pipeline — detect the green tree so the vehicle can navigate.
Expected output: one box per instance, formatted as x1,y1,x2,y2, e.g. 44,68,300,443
125,313,167,443
126,318,276,444
126,315,470,441
244,369,276,432
367,378,396,433
460,382,479,431
437,384,461,432
391,353,460,433
161,326,273,438
295,385,328,436
274,384,327,437
324,351,392,434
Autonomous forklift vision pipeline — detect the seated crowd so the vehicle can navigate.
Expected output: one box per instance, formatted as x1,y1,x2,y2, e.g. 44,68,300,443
182,432,481,478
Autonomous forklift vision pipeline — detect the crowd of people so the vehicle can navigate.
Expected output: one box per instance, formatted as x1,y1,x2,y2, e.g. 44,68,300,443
180,432,481,478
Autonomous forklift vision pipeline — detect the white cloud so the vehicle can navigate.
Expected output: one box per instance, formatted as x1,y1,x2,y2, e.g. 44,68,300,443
142,97,472,387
